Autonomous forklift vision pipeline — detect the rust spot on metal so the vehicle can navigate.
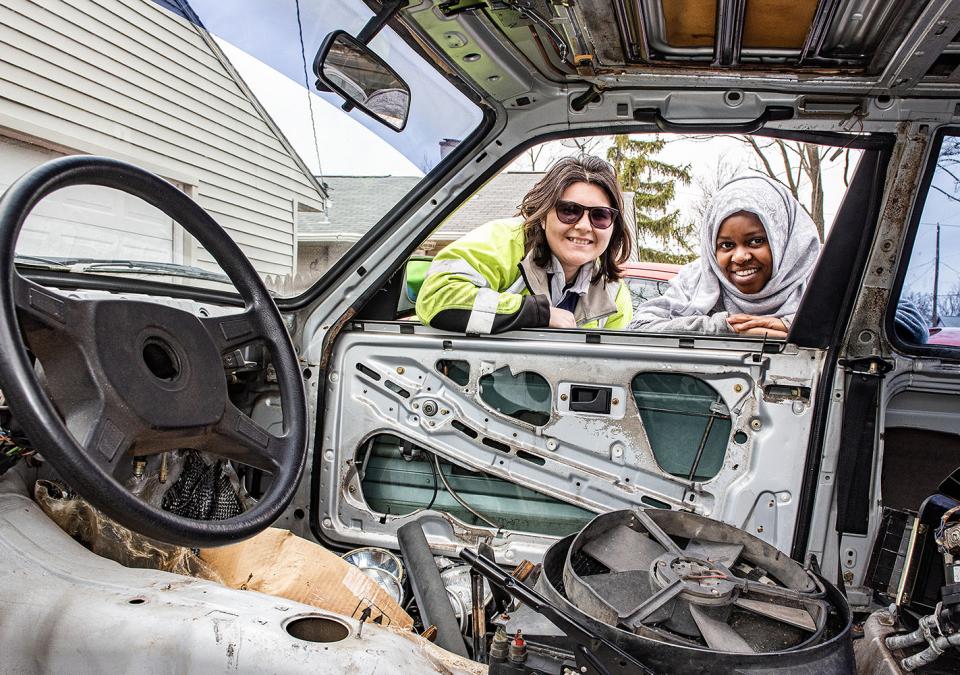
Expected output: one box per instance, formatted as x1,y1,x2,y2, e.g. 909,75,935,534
319,307,357,370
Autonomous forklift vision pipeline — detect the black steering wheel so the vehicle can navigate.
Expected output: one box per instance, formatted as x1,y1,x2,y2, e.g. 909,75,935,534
0,156,307,547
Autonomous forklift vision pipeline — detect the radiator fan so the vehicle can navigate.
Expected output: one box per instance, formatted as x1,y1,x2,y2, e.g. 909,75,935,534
559,509,831,654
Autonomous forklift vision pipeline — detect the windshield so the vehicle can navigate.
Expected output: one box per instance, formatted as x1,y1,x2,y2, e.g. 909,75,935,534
8,0,484,296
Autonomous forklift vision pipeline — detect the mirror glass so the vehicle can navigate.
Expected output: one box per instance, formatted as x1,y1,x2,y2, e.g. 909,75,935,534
319,32,410,132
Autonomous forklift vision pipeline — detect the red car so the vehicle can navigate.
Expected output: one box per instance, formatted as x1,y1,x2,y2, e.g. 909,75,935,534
927,326,960,346
620,261,681,312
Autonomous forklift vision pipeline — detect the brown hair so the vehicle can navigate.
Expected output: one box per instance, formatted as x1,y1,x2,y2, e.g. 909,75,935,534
518,155,631,283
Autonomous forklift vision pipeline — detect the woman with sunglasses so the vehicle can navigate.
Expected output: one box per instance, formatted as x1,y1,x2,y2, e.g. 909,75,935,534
416,155,632,334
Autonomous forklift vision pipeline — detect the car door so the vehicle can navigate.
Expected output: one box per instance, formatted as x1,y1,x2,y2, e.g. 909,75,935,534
307,134,889,565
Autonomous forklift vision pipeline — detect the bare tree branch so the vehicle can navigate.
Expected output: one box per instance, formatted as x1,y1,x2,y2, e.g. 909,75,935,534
931,184,960,203
744,136,779,181
774,140,799,197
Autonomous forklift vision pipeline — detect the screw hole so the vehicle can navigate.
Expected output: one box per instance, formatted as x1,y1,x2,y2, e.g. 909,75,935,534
128,598,145,605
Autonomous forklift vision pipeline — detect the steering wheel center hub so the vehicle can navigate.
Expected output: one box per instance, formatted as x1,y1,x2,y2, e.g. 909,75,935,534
142,337,181,381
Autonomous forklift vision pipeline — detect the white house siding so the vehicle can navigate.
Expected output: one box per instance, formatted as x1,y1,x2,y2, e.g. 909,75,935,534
0,0,325,277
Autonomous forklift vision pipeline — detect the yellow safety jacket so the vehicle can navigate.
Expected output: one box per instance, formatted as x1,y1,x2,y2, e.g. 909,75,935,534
416,218,632,334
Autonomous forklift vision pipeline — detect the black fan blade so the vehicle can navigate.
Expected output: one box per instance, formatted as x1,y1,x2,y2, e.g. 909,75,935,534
734,597,817,631
689,604,754,653
684,539,744,566
582,523,667,572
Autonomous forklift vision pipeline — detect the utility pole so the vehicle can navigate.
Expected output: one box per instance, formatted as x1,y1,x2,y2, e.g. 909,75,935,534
933,223,941,326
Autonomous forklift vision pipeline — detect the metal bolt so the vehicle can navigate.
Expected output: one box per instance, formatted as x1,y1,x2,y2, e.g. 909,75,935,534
546,439,558,451
133,460,146,479
422,400,438,416
396,367,405,375
711,588,719,595
330,372,340,383
440,409,449,415
611,398,619,405
843,571,855,584
734,383,743,393
560,393,568,401
349,485,356,494
756,525,764,533
750,418,762,431
412,402,419,409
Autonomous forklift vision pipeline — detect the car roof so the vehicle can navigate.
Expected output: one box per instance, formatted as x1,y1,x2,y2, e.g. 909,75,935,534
399,1,960,101
621,261,681,280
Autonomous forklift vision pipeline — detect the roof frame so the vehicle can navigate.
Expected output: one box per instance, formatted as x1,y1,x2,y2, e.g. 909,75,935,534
713,0,746,66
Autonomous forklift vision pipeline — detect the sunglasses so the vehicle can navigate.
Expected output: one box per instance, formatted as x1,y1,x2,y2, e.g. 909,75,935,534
554,200,618,230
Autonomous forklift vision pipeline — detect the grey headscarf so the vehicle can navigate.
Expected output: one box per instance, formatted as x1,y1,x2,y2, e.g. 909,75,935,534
630,175,821,334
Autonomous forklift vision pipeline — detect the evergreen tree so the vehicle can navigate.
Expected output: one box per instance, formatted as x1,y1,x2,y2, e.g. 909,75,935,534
607,135,694,263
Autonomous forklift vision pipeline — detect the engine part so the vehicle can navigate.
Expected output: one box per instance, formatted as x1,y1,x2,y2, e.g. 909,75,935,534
564,510,827,650
396,520,468,657
885,603,960,671
882,501,960,671
535,510,854,672
462,546,653,674
440,564,492,623
867,507,915,605
341,546,405,583
471,567,486,663
341,546,405,603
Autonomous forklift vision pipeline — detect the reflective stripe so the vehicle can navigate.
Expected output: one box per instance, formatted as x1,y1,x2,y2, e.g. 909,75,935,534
465,288,500,335
505,275,527,294
425,258,488,287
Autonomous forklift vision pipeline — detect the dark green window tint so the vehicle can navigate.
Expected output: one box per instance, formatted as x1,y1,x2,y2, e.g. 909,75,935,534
478,367,551,426
356,435,592,536
436,359,470,386
631,373,731,481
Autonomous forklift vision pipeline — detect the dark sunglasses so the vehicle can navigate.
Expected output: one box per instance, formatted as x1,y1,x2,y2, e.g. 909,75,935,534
554,200,618,229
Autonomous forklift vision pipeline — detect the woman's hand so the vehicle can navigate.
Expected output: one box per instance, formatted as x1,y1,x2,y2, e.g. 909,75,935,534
727,314,788,338
549,307,578,328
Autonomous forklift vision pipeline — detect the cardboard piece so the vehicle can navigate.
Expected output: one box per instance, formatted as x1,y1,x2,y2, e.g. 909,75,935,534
201,527,413,629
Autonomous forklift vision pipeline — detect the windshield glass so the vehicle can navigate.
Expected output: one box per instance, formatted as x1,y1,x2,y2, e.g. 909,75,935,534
8,0,483,296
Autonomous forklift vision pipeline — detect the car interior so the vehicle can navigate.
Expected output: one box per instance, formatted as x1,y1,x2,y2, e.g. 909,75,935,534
3,0,960,673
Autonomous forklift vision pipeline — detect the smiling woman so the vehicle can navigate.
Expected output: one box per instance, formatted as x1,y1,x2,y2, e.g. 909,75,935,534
630,175,822,338
415,156,633,334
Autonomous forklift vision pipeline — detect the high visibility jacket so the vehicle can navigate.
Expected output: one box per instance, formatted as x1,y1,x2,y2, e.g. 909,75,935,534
416,218,632,334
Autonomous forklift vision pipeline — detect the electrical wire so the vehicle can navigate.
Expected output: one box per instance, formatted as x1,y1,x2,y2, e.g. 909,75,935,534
425,453,439,511
295,0,325,181
432,454,500,530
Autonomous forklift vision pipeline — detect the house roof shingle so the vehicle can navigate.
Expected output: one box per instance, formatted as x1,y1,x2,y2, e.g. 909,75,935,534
298,175,421,242
297,173,548,243
433,172,544,240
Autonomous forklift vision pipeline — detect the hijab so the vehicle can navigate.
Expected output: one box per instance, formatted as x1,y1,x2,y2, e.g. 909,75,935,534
631,175,821,327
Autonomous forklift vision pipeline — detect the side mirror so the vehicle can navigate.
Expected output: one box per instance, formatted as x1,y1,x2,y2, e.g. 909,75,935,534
313,31,410,132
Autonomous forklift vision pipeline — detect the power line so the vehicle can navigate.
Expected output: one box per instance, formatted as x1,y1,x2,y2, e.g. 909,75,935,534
295,0,324,182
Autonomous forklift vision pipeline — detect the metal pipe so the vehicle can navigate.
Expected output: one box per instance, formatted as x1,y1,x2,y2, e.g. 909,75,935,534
397,521,469,658
471,568,487,663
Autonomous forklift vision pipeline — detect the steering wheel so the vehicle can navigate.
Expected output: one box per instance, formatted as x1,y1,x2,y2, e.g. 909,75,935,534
0,156,307,547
